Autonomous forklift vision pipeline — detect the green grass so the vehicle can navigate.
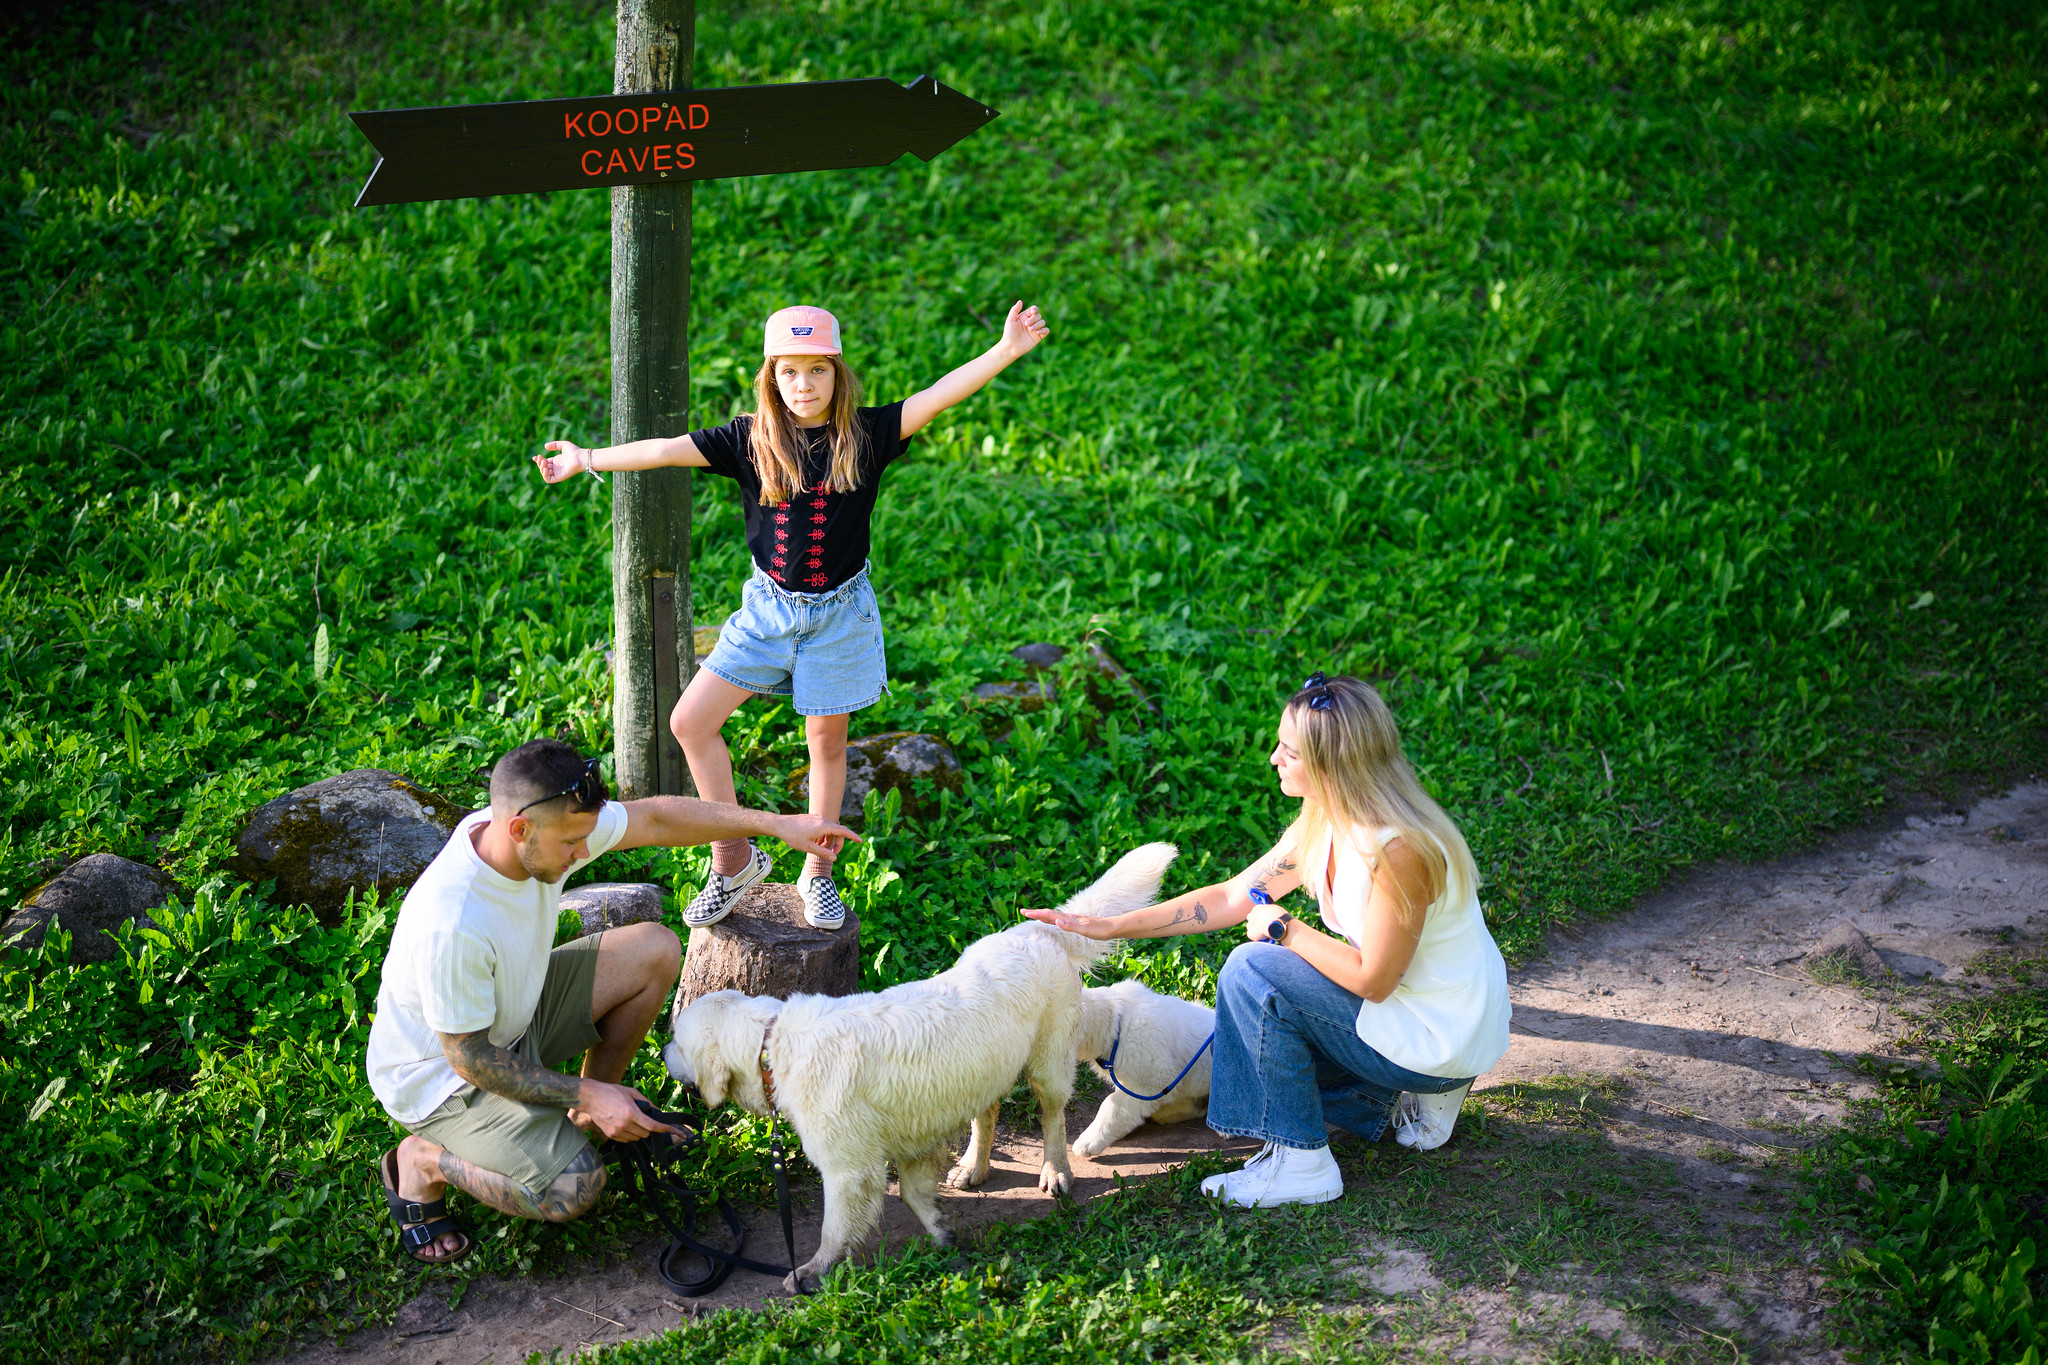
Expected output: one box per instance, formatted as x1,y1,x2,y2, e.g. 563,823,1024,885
1796,959,2048,1365
2,0,2045,1359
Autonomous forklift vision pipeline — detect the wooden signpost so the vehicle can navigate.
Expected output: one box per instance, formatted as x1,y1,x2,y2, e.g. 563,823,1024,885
348,0,997,800
349,74,999,207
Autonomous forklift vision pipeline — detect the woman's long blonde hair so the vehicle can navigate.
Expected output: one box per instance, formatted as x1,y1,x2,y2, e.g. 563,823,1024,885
746,354,868,506
1284,675,1479,932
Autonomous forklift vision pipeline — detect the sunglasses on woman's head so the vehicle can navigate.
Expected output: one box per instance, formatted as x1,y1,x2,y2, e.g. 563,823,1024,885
1299,671,1334,711
516,757,606,815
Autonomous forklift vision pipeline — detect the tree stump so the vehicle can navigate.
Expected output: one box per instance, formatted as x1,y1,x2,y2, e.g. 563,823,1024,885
674,883,860,1018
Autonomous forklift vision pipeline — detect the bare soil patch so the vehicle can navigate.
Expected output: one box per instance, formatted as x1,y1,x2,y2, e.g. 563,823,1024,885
287,783,2045,1364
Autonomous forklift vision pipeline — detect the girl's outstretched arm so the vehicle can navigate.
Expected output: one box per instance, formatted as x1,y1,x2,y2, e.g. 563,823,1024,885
533,433,708,483
899,301,1050,438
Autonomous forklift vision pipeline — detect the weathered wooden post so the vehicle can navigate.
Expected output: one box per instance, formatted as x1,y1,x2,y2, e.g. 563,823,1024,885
609,0,695,799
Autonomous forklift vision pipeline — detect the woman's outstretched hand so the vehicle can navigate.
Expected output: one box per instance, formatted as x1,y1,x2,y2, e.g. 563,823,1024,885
1021,906,1118,939
900,303,1053,440
1001,301,1051,359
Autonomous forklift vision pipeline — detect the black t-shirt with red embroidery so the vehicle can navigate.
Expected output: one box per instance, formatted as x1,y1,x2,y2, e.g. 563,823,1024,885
688,402,909,593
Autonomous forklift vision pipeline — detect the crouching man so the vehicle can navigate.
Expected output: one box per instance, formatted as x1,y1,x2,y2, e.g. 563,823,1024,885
366,737,856,1263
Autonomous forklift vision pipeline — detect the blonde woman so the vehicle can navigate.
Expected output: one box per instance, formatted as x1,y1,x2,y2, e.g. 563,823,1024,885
1024,673,1509,1207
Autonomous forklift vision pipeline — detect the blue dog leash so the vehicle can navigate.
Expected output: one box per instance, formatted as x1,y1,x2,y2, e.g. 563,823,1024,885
1096,1027,1213,1102
1094,891,1288,1102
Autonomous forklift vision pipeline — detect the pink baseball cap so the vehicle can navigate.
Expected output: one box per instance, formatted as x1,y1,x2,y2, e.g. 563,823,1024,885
762,305,842,356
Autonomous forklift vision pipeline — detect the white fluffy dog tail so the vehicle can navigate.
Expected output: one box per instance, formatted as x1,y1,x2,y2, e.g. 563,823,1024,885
1054,842,1178,966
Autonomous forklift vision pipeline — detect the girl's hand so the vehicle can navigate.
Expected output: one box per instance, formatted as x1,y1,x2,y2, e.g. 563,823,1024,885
1020,906,1118,939
1000,301,1051,359
535,441,591,483
899,305,1052,439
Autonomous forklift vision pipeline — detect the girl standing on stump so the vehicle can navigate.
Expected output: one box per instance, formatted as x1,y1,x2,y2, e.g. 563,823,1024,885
1024,674,1510,1207
536,302,1051,931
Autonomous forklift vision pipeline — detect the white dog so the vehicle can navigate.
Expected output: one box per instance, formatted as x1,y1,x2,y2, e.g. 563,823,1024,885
1074,979,1215,1156
948,975,1216,1179
664,842,1177,1293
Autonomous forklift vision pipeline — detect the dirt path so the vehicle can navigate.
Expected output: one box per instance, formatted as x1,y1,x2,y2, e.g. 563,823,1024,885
1363,780,2045,1361
310,1120,1259,1364
295,783,2044,1364
1499,781,2043,1139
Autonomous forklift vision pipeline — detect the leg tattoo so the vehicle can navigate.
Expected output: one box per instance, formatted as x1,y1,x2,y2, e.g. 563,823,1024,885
437,1145,606,1224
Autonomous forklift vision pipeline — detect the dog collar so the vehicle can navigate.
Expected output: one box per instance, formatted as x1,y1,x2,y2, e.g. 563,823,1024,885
758,1022,778,1112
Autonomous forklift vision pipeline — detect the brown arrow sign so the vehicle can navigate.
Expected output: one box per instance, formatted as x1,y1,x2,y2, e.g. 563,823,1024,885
349,74,997,208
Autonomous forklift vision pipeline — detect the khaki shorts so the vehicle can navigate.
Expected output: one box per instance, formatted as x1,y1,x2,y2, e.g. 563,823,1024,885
406,934,605,1198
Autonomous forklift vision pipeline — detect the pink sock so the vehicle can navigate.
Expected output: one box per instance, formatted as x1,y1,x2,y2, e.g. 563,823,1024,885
801,855,835,884
711,838,752,878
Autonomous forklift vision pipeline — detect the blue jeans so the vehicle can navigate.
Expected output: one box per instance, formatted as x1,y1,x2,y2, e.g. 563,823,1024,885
1207,942,1473,1150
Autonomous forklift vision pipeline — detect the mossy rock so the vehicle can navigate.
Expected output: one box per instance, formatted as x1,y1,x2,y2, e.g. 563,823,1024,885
786,730,964,826
231,769,469,925
3,854,184,963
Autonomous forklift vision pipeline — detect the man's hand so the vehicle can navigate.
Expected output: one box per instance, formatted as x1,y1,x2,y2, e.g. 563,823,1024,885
1000,301,1051,359
442,1030,681,1141
1020,906,1121,940
772,813,861,858
568,1079,683,1143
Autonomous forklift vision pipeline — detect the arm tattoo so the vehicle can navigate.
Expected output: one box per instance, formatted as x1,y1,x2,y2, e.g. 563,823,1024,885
1166,900,1212,926
1251,853,1296,896
1194,900,1209,924
442,1031,584,1111
438,1144,606,1223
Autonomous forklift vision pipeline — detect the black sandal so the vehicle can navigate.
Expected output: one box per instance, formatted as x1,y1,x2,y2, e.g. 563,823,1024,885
379,1148,475,1266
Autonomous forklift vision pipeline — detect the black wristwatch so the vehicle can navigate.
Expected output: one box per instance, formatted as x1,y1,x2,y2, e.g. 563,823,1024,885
1263,912,1294,945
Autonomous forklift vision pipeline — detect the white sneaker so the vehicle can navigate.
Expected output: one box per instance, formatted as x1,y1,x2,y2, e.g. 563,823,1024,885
1392,1081,1472,1151
800,876,847,931
1203,1142,1342,1208
1201,1143,1275,1199
683,844,773,929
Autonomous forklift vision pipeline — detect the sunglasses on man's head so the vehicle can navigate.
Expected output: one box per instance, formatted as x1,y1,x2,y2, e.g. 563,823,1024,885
516,757,606,815
1299,671,1334,711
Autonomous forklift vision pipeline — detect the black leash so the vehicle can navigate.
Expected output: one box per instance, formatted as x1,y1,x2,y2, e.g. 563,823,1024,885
1095,1027,1215,1104
605,1102,799,1296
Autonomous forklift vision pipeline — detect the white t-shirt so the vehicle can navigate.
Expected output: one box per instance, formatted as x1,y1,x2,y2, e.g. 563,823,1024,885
366,803,630,1125
1311,825,1511,1081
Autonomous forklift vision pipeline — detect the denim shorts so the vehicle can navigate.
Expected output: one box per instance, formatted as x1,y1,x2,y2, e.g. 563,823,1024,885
699,562,887,716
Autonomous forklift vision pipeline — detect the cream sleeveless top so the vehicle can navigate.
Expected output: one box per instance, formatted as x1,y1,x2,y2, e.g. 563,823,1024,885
1310,825,1511,1080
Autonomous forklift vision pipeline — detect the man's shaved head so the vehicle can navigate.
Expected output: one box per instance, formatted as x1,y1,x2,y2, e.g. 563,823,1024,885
489,738,608,822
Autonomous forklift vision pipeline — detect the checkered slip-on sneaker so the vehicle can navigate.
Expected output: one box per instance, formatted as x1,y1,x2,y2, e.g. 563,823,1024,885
683,843,774,929
799,876,848,931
